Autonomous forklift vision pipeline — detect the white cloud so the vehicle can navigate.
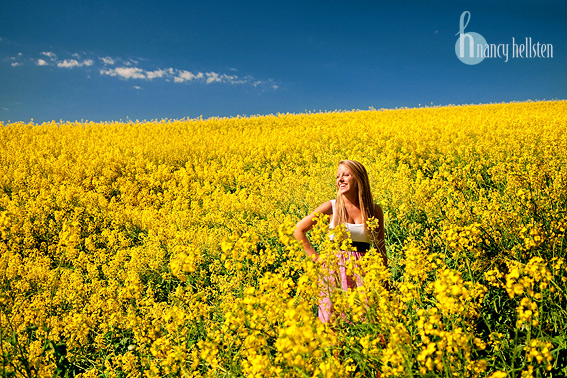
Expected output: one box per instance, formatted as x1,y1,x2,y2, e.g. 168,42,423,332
204,72,242,84
223,74,243,84
205,72,222,84
101,57,115,65
5,55,23,67
15,49,276,90
57,59,81,68
100,67,146,79
99,64,274,88
57,58,94,68
145,69,167,79
174,70,204,83
115,67,146,79
41,51,57,60
101,67,169,80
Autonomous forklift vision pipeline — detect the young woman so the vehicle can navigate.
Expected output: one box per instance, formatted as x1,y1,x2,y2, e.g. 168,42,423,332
293,160,386,323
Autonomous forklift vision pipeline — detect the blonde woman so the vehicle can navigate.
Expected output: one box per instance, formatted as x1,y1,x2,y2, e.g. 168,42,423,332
294,160,386,323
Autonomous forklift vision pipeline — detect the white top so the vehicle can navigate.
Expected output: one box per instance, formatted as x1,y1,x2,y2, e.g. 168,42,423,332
329,199,371,243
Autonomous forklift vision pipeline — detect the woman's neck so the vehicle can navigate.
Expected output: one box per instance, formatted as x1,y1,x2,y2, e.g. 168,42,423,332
342,192,359,207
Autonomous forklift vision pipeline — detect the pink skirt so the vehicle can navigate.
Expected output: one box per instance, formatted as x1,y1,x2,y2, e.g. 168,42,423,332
318,250,366,323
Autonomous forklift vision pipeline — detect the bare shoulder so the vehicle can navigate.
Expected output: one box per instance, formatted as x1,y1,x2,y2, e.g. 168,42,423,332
313,200,334,215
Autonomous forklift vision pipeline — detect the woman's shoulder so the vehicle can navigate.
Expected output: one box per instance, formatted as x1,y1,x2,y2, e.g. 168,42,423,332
312,200,334,215
323,199,335,207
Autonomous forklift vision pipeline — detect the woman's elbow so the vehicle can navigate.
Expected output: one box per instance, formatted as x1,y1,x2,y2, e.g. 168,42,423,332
293,226,306,240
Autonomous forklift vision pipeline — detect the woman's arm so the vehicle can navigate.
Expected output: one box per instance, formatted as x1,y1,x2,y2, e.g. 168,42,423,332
293,201,333,262
374,204,387,267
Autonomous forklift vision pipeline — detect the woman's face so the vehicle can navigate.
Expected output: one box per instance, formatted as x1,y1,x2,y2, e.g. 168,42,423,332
336,164,357,195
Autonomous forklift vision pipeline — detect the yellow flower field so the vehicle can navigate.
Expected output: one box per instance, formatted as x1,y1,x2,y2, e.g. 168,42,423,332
1,100,566,377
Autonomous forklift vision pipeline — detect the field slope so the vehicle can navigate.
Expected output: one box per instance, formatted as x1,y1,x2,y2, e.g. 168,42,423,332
1,101,566,377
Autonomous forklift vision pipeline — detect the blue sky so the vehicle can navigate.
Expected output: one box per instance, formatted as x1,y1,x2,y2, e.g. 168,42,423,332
1,0,565,123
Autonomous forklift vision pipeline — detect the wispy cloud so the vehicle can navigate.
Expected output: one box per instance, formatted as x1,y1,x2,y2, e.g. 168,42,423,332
40,51,57,61
174,70,204,83
100,56,115,65
57,59,94,68
7,50,277,90
100,67,146,79
5,53,23,67
145,68,167,80
99,65,261,86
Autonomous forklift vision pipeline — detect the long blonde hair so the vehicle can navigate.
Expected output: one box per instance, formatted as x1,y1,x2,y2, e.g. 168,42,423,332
334,160,374,233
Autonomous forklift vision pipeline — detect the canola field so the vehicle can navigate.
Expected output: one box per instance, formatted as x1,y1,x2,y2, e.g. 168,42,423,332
1,100,566,378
